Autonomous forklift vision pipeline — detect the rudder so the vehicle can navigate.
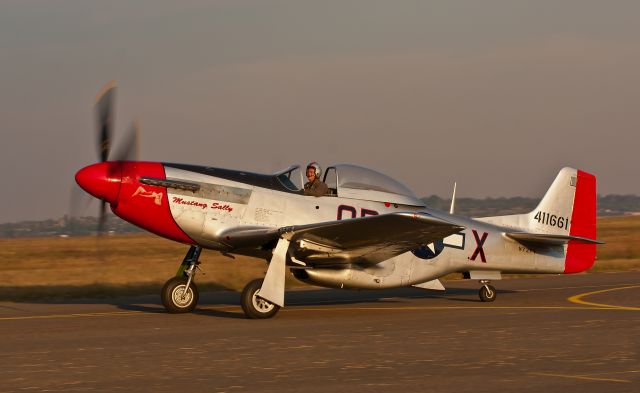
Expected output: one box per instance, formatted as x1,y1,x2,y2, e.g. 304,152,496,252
564,170,597,273
477,167,597,273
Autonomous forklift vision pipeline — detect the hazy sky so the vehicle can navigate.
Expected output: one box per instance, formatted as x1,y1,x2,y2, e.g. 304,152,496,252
1,0,639,222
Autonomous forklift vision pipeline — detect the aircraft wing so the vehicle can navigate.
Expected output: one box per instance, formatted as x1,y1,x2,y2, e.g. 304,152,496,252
281,212,465,266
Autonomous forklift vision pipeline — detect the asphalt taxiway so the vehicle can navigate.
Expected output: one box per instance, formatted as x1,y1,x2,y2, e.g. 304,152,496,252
1,272,639,393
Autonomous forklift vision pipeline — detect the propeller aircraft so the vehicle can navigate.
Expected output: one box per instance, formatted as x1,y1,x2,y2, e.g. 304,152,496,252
75,82,603,319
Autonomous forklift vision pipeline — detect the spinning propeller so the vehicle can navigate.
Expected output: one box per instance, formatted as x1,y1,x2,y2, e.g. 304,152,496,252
70,81,140,235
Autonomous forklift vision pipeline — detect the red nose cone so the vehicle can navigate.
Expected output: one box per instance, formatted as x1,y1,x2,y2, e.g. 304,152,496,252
75,162,123,204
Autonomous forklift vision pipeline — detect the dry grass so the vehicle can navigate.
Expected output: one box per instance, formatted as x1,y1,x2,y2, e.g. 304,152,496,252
593,215,640,271
1,216,638,300
0,235,305,300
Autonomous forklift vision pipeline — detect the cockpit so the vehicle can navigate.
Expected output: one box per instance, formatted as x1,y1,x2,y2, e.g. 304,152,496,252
275,164,425,207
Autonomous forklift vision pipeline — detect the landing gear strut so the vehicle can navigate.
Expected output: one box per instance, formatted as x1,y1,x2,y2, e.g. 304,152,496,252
162,246,202,313
478,280,497,302
239,238,288,319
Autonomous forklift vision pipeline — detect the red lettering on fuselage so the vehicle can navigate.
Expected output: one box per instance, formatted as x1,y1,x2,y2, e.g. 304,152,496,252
172,197,208,209
170,197,233,212
211,202,233,212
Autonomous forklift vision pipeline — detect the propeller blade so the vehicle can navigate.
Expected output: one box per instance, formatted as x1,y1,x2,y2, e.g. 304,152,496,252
111,120,140,161
69,183,94,219
98,200,107,235
95,81,117,162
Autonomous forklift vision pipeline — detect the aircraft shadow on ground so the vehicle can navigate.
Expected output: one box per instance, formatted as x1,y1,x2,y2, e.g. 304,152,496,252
114,287,517,319
284,287,516,306
2,286,516,320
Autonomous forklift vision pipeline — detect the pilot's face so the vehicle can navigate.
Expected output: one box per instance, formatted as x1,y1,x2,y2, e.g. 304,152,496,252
306,167,316,182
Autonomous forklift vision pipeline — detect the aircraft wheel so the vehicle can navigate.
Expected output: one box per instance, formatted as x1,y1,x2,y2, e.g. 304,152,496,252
161,277,199,313
241,279,280,319
479,285,497,302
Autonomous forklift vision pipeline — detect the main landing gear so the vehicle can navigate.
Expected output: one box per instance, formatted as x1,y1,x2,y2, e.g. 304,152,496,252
241,279,281,319
162,246,202,313
478,280,497,302
161,245,283,319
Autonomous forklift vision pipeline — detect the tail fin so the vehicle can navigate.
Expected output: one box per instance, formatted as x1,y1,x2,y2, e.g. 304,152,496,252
564,169,597,273
478,167,597,273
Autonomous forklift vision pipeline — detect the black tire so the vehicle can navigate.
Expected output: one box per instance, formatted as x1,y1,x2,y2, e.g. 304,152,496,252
240,279,280,319
479,285,497,302
161,277,199,313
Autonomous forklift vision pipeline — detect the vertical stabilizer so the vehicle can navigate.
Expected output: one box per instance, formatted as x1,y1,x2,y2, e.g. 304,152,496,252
528,168,597,272
530,167,579,236
477,167,597,273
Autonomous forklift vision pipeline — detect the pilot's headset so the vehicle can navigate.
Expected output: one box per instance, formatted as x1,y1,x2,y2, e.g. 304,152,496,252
306,162,322,178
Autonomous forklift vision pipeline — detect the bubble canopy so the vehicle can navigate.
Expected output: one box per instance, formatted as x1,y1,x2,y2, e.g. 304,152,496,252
326,164,425,207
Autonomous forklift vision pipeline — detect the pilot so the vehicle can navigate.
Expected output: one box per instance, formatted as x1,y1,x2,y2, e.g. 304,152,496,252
304,162,329,197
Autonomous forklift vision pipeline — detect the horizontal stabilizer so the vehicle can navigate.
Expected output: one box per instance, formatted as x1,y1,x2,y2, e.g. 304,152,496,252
505,232,604,245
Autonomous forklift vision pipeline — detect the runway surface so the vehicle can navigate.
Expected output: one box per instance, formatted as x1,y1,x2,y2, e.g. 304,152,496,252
1,272,639,393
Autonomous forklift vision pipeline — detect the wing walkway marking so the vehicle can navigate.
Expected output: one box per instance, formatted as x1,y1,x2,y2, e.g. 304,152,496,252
567,285,640,310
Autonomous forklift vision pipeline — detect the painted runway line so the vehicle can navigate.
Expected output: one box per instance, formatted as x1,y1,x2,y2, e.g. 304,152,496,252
567,285,640,310
0,310,143,321
529,372,632,384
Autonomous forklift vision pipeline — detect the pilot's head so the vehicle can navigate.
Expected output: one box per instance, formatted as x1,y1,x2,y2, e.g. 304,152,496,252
306,162,321,182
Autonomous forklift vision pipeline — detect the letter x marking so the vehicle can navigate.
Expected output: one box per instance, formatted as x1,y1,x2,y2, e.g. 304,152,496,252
470,230,488,263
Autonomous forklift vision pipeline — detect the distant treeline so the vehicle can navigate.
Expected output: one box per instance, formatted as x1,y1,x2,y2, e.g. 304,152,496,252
0,215,144,238
1,194,639,238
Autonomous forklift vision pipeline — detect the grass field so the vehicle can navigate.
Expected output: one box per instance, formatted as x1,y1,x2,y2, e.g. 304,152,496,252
1,216,638,300
0,235,275,300
591,215,640,271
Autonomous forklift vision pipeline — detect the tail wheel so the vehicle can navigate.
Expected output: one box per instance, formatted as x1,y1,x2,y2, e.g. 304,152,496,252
241,279,280,319
479,284,497,302
161,277,199,313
